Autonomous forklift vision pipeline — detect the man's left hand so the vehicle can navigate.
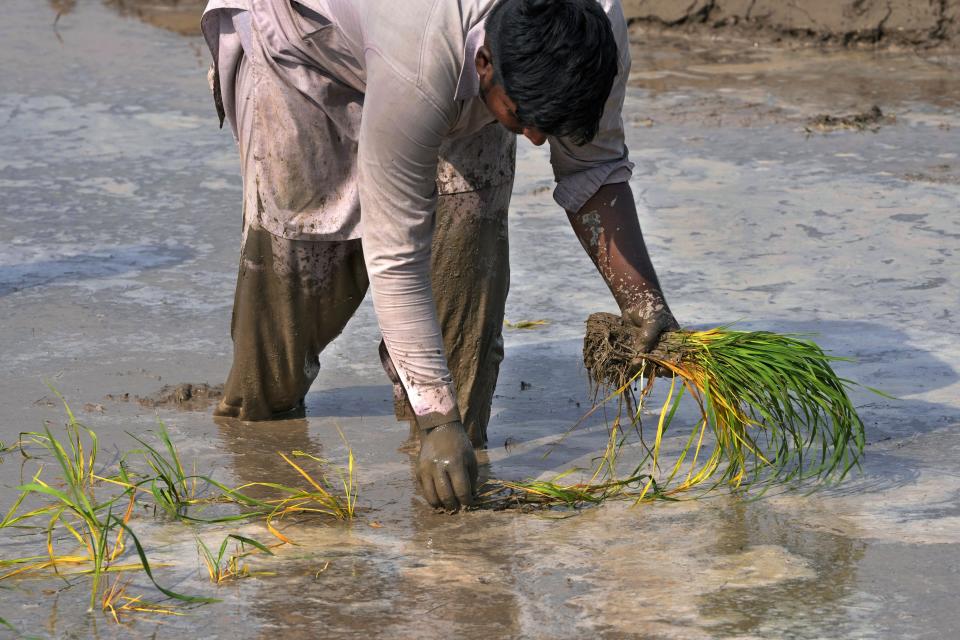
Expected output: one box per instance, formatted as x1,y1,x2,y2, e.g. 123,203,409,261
622,292,680,355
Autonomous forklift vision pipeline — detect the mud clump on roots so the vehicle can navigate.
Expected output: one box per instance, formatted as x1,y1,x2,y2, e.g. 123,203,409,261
583,312,683,390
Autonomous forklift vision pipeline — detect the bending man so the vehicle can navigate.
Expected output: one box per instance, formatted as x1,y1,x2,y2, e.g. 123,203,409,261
201,0,679,511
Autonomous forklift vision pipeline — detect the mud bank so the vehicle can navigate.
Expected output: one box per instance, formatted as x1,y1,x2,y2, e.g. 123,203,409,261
624,0,960,46
54,0,206,35
87,0,960,46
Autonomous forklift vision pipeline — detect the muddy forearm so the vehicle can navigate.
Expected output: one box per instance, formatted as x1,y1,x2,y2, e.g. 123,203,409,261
567,182,672,318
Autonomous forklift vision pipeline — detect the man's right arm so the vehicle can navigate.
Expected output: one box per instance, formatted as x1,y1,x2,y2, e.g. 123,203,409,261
357,53,477,510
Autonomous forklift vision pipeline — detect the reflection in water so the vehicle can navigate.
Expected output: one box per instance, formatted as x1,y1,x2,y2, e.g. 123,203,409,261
212,416,525,638
49,0,76,14
213,416,327,496
50,0,205,35
208,411,867,638
698,502,865,637
11,0,955,635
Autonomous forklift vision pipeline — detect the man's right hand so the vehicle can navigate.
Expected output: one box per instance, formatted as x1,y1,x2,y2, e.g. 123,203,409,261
416,420,478,511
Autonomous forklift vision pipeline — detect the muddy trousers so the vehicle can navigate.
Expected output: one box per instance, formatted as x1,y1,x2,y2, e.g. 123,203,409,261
216,182,512,447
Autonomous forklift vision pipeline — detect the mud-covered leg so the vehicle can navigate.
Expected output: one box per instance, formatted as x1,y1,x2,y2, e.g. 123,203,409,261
429,183,513,447
216,228,368,421
380,179,512,447
382,124,515,447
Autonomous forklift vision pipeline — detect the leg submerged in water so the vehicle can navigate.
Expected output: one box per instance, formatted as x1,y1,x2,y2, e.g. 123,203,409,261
216,228,368,421
430,182,512,448
384,123,516,449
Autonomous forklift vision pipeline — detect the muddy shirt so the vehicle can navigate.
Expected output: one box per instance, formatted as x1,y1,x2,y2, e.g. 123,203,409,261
202,0,633,424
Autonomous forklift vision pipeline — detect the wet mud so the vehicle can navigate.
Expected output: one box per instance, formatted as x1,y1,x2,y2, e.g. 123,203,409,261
132,382,224,410
626,31,960,129
1,0,959,638
53,0,207,35
805,105,894,133
624,0,960,47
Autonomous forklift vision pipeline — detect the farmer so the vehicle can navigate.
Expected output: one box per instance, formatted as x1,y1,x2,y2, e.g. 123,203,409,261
201,0,678,511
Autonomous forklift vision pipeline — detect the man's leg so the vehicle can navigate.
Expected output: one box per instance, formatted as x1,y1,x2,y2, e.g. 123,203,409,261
214,22,369,421
216,229,368,420
431,181,513,447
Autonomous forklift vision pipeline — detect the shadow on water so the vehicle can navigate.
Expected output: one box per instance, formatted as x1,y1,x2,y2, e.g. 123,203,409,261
696,503,867,637
0,244,193,296
304,383,395,418
2,319,947,637
208,392,872,638
473,317,957,510
213,317,958,490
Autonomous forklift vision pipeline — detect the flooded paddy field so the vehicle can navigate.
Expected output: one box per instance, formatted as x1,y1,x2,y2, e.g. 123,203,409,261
1,1,959,638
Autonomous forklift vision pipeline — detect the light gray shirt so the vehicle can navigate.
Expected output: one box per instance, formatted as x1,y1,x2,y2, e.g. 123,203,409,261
203,0,633,421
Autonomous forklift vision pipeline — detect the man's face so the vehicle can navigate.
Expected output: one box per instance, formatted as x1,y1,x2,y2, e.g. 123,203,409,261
476,45,547,146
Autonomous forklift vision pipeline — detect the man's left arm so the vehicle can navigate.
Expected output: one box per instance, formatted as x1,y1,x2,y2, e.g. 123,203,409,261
567,181,678,353
552,0,677,353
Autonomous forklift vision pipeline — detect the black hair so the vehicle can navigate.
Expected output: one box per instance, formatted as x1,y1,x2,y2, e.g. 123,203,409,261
486,0,619,145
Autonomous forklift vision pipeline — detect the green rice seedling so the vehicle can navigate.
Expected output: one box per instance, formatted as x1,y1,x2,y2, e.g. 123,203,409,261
2,414,129,609
1,395,214,610
1,394,357,617
0,438,18,456
485,313,877,508
480,424,674,509
123,419,198,519
114,423,357,534
109,427,357,538
239,449,357,544
293,434,358,518
196,533,274,584
114,442,359,535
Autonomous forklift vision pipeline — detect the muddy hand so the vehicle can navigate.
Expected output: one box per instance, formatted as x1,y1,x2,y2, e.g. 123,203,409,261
416,420,478,511
622,295,680,354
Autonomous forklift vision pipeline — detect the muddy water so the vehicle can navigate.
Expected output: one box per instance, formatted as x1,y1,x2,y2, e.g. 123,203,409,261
2,1,959,638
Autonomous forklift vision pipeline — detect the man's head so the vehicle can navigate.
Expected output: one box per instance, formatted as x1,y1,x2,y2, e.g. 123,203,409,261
476,0,619,147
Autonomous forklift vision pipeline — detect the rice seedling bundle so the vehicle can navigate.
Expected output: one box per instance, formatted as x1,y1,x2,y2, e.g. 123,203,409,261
485,313,871,508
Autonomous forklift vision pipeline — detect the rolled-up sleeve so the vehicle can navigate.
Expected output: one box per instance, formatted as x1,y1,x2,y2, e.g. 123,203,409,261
357,52,460,428
549,2,633,213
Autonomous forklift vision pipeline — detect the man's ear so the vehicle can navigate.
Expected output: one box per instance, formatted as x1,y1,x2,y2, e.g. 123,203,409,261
475,45,493,81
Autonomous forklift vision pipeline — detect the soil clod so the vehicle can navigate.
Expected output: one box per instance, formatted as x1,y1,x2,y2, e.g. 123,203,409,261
134,383,224,411
805,105,893,133
104,382,223,411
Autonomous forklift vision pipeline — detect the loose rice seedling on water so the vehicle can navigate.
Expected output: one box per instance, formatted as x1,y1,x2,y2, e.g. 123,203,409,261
0,393,215,610
118,423,356,535
0,392,357,621
505,319,550,329
100,576,184,623
196,533,274,584
483,313,881,508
